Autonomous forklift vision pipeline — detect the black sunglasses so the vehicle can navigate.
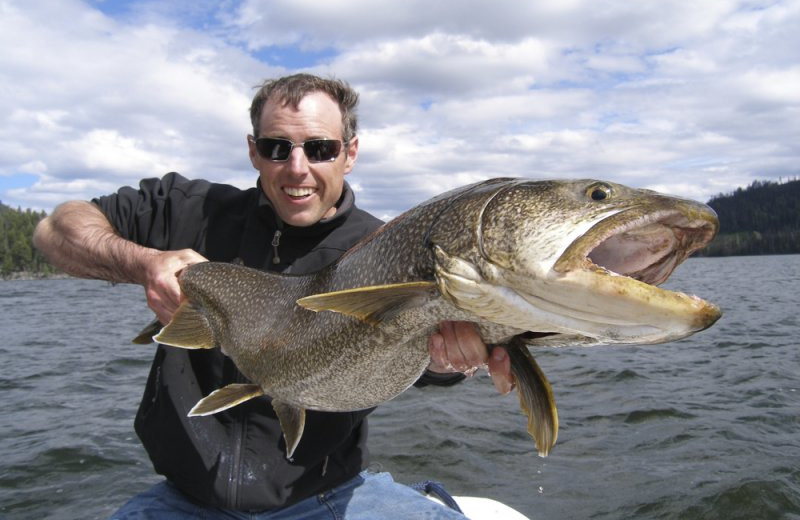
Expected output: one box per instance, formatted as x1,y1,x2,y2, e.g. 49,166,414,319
252,137,344,163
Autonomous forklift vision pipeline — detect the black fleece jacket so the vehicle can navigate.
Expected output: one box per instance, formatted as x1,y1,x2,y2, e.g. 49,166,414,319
93,172,461,511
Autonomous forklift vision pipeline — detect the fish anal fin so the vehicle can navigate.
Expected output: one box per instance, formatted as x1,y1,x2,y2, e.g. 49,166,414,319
153,301,215,349
188,383,264,416
504,337,559,457
296,282,437,325
272,400,306,459
132,319,162,344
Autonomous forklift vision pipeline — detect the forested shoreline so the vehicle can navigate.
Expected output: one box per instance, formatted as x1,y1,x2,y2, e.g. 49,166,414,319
0,202,56,279
697,178,800,256
2,178,798,278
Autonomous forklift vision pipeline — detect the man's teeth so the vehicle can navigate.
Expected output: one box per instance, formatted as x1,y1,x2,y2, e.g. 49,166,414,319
284,187,315,197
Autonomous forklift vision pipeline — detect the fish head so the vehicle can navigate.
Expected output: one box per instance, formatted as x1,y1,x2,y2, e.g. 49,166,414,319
431,179,722,344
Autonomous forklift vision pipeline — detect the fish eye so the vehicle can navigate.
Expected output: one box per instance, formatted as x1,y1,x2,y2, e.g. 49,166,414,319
587,183,612,201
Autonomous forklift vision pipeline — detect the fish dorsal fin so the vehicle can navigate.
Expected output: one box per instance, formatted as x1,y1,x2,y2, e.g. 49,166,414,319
188,383,264,416
132,319,162,344
153,301,215,349
296,281,437,325
504,337,559,457
272,400,307,459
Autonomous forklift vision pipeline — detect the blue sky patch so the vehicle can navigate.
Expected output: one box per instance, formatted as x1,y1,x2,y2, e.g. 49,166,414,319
0,174,39,204
251,45,339,69
0,173,38,190
88,0,232,31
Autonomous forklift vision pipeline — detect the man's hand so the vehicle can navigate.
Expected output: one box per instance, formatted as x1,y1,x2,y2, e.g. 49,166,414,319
34,201,206,325
427,321,515,395
142,249,208,324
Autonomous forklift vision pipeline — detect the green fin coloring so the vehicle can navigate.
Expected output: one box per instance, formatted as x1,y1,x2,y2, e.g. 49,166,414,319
504,337,559,457
153,301,215,349
188,383,264,416
272,400,306,459
296,281,437,325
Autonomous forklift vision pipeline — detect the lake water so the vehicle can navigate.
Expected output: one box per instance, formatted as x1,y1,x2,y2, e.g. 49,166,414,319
1,255,799,519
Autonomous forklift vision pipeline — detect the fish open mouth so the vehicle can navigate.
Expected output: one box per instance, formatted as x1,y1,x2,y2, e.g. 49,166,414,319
564,208,719,287
432,182,722,345
539,205,722,341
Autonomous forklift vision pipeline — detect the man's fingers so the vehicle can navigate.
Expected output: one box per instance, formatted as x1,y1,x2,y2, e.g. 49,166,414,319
438,321,467,370
428,323,517,396
488,346,515,395
143,249,207,324
451,321,486,368
427,333,451,372
439,321,485,371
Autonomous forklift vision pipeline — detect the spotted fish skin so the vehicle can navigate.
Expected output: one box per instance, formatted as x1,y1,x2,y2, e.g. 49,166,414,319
146,178,721,457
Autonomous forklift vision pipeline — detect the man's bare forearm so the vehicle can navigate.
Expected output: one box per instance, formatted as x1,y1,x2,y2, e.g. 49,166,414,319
33,201,157,285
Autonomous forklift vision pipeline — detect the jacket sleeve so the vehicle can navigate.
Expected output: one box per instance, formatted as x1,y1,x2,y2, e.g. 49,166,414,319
414,371,466,387
92,172,212,250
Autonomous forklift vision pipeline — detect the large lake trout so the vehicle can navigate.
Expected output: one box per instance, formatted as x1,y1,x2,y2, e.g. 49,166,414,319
138,178,721,458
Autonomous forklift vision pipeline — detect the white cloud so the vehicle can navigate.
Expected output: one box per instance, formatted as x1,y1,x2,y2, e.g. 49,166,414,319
0,0,272,209
0,0,798,218
330,34,553,97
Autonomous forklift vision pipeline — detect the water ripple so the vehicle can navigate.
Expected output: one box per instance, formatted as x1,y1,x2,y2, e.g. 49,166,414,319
3,257,800,519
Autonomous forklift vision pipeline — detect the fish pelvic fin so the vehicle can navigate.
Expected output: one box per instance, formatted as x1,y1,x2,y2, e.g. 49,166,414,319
132,319,162,344
272,400,306,459
188,383,264,416
296,282,437,325
504,337,559,457
153,301,215,349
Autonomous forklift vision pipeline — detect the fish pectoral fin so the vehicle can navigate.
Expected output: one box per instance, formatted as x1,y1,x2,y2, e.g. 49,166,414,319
153,301,215,349
272,400,306,459
188,383,264,416
504,337,559,457
132,319,162,344
296,282,438,325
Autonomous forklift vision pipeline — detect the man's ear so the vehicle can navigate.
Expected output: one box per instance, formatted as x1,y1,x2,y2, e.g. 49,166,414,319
247,135,259,169
343,136,358,174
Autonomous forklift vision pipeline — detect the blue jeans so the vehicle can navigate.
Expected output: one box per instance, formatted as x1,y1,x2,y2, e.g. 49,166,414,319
110,471,467,519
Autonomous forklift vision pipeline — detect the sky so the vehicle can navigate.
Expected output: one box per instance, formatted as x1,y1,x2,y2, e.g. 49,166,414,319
1,0,798,219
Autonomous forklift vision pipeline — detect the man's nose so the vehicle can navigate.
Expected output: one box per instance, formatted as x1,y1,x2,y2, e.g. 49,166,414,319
287,146,310,174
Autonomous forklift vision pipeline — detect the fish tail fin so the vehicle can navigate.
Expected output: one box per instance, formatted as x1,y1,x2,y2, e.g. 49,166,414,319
188,383,264,416
272,400,306,459
505,337,559,457
153,301,215,349
132,319,162,344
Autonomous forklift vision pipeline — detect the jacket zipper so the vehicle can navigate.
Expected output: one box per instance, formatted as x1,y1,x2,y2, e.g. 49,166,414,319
228,217,284,506
271,229,282,264
270,217,284,265
227,371,249,508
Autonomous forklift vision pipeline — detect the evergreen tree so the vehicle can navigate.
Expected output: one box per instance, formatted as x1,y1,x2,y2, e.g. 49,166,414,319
699,178,800,256
0,201,58,278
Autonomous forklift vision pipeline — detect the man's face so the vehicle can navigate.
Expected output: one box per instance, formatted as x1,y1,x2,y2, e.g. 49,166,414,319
248,91,358,227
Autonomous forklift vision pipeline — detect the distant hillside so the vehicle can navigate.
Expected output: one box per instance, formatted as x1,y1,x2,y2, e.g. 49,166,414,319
0,201,56,278
697,178,800,256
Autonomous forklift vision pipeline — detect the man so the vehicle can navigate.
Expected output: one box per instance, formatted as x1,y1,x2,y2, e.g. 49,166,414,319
34,74,513,519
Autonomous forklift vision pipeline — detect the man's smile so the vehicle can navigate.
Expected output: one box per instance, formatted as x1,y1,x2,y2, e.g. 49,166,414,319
283,186,316,200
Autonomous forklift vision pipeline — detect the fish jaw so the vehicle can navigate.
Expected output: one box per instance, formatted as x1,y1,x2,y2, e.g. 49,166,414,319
435,188,722,344
437,248,720,345
535,269,721,343
546,203,721,343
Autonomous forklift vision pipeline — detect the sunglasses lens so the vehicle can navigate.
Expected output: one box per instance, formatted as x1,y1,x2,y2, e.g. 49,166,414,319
255,138,343,162
304,140,342,162
256,138,293,161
